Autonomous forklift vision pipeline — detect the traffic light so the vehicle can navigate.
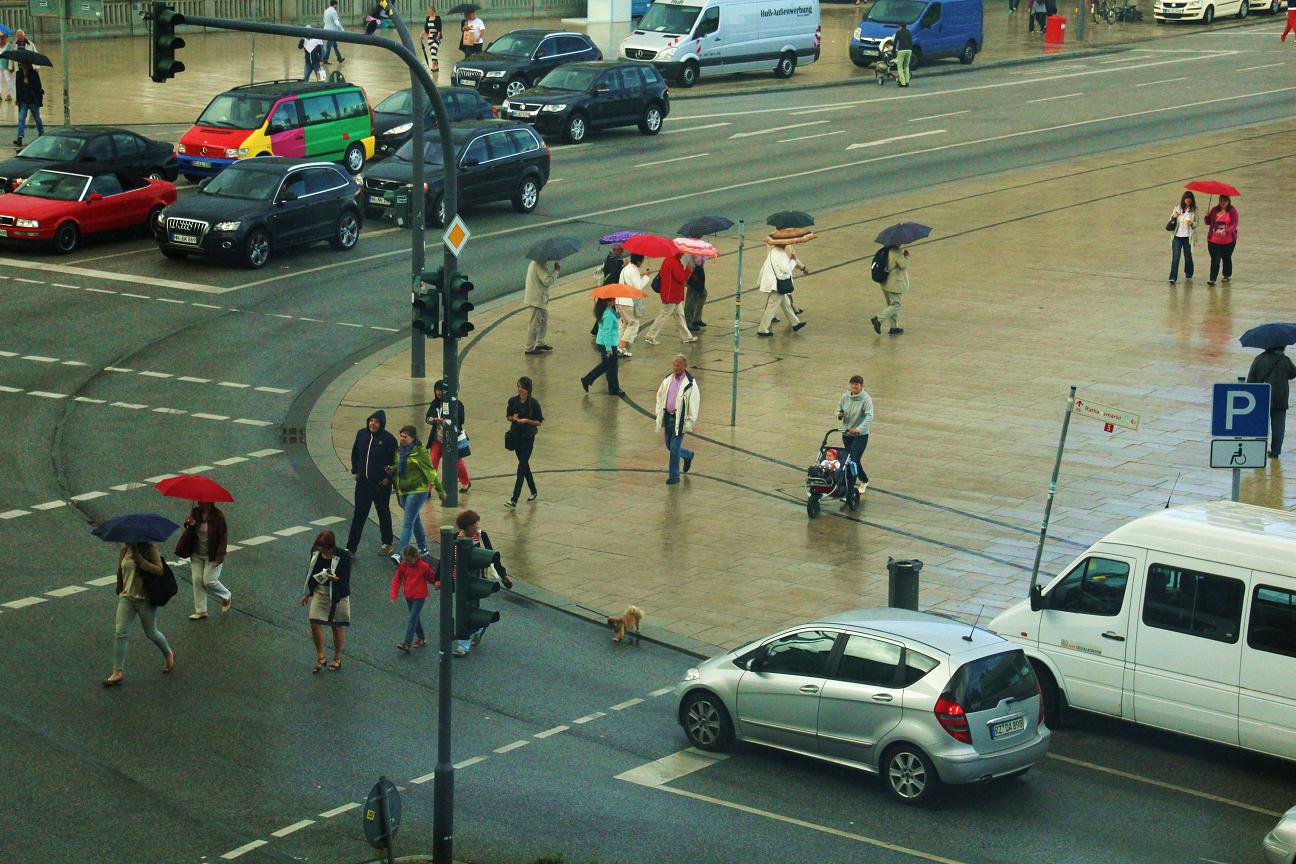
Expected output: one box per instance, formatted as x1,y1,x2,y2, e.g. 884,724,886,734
444,272,475,339
414,267,443,338
453,537,500,641
150,2,186,83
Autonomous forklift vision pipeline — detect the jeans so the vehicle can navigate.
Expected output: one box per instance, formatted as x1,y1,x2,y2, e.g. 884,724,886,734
397,490,430,553
347,479,394,552
455,628,484,654
190,554,232,614
1273,410,1287,457
843,433,870,483
1169,236,1194,281
302,55,321,81
1208,241,1234,281
16,103,43,138
663,422,694,481
324,39,344,61
511,436,536,502
114,596,172,672
403,597,426,644
581,348,621,394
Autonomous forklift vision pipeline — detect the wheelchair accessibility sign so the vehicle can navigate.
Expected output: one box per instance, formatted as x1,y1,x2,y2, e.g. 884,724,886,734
1210,438,1267,469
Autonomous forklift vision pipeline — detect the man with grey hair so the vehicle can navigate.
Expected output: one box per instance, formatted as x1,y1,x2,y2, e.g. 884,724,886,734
654,354,700,485
524,257,558,354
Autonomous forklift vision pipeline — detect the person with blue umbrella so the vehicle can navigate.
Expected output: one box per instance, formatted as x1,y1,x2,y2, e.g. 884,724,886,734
869,222,929,337
92,514,179,687
1242,323,1296,458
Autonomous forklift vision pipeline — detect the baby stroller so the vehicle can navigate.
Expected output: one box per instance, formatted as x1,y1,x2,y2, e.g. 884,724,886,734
872,44,899,86
805,430,862,518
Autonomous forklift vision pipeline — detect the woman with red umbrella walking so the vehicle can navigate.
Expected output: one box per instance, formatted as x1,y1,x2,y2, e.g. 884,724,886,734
159,475,233,621
1204,194,1239,286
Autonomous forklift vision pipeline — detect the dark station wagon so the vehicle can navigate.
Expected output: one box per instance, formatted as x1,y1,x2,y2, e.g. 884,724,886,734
452,29,602,101
501,61,670,144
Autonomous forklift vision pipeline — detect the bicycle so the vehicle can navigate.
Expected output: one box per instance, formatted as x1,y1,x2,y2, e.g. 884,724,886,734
1115,2,1144,20
1091,0,1117,22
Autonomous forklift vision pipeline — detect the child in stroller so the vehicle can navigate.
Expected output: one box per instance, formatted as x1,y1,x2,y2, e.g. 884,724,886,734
871,43,899,86
805,431,863,517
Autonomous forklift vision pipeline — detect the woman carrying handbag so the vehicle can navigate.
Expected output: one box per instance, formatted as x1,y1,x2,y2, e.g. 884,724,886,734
426,378,471,494
1167,191,1196,286
505,376,543,508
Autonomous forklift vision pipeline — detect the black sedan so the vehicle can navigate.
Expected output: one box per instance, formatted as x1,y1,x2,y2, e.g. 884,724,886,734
501,62,670,144
0,127,178,193
452,29,601,101
372,87,497,157
156,158,363,269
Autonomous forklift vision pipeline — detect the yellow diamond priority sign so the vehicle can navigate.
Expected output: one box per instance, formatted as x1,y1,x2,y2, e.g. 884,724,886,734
443,215,471,256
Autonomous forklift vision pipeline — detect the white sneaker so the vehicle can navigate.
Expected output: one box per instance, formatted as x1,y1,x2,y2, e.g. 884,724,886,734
453,646,468,657
643,337,660,346
860,482,869,493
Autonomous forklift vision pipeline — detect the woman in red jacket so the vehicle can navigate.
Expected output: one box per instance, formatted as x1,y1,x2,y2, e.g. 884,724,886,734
391,545,437,652
1204,194,1239,286
642,252,695,345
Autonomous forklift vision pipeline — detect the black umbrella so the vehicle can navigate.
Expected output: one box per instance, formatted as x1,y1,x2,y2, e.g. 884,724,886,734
5,48,53,67
91,513,180,544
446,2,481,12
526,235,581,262
874,222,931,247
677,216,734,238
766,210,814,230
1239,323,1296,351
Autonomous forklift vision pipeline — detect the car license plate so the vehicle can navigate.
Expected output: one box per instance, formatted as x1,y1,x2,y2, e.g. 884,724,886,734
190,160,212,168
990,716,1026,740
511,110,537,119
370,196,390,206
460,78,477,87
170,233,199,245
0,228,7,237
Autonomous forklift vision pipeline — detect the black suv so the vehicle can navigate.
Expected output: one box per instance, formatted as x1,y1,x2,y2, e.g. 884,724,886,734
372,87,497,157
0,127,178,192
452,29,602,101
361,120,549,226
156,158,363,269
501,61,669,144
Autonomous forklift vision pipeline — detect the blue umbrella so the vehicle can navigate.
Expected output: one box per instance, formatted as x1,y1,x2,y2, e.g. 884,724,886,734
92,513,181,544
874,222,932,247
0,23,14,36
677,216,734,238
1239,323,1296,351
599,229,639,246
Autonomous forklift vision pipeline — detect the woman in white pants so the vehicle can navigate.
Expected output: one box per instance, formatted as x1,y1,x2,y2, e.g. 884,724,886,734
756,240,808,335
0,34,15,102
617,252,652,356
175,502,232,620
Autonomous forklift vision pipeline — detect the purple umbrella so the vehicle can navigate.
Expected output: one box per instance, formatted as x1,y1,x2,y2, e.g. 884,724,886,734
599,230,639,246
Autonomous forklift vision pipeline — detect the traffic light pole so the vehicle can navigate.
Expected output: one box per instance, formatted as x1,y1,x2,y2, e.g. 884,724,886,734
435,524,455,864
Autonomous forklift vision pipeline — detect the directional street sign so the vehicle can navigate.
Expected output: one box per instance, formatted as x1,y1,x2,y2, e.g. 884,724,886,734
1210,438,1268,469
1211,383,1270,438
443,215,471,256
1072,396,1140,431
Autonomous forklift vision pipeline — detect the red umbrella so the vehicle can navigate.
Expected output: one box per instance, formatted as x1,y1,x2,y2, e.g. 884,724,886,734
1185,180,1240,197
621,233,680,258
155,475,234,503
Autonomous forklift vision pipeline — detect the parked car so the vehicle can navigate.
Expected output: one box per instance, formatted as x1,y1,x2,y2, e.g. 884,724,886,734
452,29,602,101
675,608,1050,805
177,80,375,181
500,61,669,144
0,165,177,254
1153,0,1247,21
372,87,497,157
1264,804,1296,864
850,0,982,67
361,120,549,226
0,127,178,193
156,158,362,269
1247,0,1287,13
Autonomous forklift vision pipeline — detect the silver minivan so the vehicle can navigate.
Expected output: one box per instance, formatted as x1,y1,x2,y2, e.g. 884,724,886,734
675,608,1051,804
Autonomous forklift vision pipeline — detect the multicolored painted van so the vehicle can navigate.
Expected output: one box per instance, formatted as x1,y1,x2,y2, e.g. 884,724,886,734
177,80,375,181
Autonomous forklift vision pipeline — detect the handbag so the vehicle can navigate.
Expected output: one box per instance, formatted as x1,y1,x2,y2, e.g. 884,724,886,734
144,559,178,608
1165,216,1177,232
457,430,471,458
776,276,795,295
504,429,516,451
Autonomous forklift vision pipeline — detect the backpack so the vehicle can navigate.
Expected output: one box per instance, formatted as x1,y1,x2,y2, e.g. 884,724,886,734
870,247,890,285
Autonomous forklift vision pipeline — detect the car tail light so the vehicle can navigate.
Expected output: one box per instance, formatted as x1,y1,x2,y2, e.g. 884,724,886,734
1037,683,1045,725
490,106,500,117
934,695,971,744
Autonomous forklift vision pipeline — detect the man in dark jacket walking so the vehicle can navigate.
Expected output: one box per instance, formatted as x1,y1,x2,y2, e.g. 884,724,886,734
347,409,399,555
1247,347,1296,458
13,62,43,147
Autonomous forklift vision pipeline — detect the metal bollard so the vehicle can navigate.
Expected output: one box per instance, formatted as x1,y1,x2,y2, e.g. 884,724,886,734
887,557,923,610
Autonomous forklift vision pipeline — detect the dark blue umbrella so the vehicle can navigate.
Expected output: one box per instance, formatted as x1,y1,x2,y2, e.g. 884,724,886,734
1239,323,1296,351
525,235,581,262
874,222,932,247
677,216,734,238
599,229,639,246
92,513,181,544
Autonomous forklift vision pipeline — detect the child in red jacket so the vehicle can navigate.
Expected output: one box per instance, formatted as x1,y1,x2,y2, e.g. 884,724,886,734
391,546,437,652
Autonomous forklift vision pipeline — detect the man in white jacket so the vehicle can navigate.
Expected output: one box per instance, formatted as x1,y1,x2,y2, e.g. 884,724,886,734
756,243,808,335
524,259,558,354
323,0,346,65
655,354,701,485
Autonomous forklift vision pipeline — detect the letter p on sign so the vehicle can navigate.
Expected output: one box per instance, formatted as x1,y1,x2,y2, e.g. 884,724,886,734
1211,383,1271,438
1227,392,1256,428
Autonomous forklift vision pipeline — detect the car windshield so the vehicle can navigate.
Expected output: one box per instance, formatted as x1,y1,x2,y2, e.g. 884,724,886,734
196,93,277,129
638,3,702,33
948,650,1038,713
201,167,281,201
19,135,86,161
13,170,89,201
485,32,543,58
537,66,599,91
865,0,925,24
376,89,413,114
393,139,450,165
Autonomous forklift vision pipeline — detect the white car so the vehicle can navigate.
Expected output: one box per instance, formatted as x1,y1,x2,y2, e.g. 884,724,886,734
1153,0,1247,22
1264,804,1296,864
1248,0,1287,13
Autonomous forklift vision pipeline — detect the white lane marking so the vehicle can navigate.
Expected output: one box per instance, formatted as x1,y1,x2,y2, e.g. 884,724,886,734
662,122,731,134
46,585,88,597
789,105,850,115
338,322,365,328
0,510,30,519
85,576,119,587
0,386,282,428
212,457,249,466
633,153,710,169
846,129,945,150
233,418,275,427
1235,62,1285,72
191,303,222,309
1045,754,1283,816
13,278,43,285
29,391,68,399
255,386,291,394
75,397,106,404
411,771,436,784
84,287,116,294
191,413,231,421
455,756,488,769
2,597,47,609
144,474,178,483
909,110,969,122
109,483,146,491
649,687,674,697
616,748,728,786
311,516,346,526
178,375,210,383
572,711,606,724
69,491,108,502
1136,77,1187,87
236,535,276,546
0,256,227,294
1008,64,1086,74
180,465,213,474
138,370,173,378
152,408,188,415
32,501,67,511
0,385,22,393
219,381,251,389
60,360,89,366
104,367,133,373
220,839,268,859
249,448,284,458
370,326,401,333
319,802,361,818
111,402,147,409
1026,92,1082,103
778,130,846,144
270,819,315,838
120,292,151,299
535,724,569,739
494,740,530,754
611,697,645,711
274,526,313,537
21,355,58,362
730,120,828,139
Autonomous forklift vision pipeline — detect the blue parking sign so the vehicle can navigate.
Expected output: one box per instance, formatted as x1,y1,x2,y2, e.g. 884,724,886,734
1211,383,1270,438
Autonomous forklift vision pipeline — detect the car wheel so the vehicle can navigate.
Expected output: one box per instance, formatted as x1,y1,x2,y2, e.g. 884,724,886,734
254,151,271,158
883,744,939,806
428,193,446,227
512,177,540,213
505,76,529,98
678,60,699,88
773,51,796,79
1236,0,1247,16
1202,4,1214,20
146,167,167,181
343,142,366,175
160,247,189,260
52,222,79,255
807,494,821,518
144,205,166,238
563,112,588,145
681,691,734,752
959,39,977,64
243,228,270,269
910,46,924,67
638,102,664,135
331,209,360,250
1270,0,1278,12
1034,662,1065,727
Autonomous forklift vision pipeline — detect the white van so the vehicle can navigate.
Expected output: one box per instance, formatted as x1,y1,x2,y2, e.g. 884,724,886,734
990,501,1296,761
619,0,821,88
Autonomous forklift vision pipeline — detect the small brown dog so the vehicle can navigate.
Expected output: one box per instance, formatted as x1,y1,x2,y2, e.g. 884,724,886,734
606,606,643,643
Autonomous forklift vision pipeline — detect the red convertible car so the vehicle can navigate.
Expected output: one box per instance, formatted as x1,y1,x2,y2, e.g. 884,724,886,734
0,164,177,254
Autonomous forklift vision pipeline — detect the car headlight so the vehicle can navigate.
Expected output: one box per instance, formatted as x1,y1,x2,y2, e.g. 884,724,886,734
176,143,186,154
853,26,862,39
387,122,413,136
502,100,512,111
683,667,700,682
224,147,248,159
14,218,39,228
655,47,674,60
485,70,507,78
541,104,567,112
214,221,241,232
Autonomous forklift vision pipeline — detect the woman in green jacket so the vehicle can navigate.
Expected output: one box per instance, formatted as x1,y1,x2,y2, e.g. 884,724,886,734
387,425,445,563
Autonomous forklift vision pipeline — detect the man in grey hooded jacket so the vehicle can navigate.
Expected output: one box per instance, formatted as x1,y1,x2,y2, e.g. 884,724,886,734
837,375,874,489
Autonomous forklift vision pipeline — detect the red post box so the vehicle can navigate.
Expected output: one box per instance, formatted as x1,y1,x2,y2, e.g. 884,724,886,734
1045,14,1067,43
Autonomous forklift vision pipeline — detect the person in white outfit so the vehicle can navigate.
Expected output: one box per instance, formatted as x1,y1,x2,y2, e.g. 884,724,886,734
756,242,808,335
322,0,346,65
0,34,15,102
524,258,558,354
175,503,233,620
618,252,652,356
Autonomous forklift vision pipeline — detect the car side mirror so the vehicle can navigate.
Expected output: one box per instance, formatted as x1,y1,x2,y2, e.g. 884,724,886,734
1029,583,1044,612
268,123,285,135
197,178,210,189
88,192,103,202
278,190,298,204
595,84,610,93
461,157,479,167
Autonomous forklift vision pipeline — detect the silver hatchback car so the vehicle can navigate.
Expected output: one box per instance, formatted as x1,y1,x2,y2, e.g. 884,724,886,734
675,608,1051,805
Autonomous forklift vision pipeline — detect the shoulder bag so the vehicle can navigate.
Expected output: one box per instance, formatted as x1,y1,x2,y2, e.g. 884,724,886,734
776,275,795,294
1165,214,1177,232
144,559,179,607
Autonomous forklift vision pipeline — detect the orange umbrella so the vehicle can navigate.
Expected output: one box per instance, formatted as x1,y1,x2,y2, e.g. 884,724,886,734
590,283,645,299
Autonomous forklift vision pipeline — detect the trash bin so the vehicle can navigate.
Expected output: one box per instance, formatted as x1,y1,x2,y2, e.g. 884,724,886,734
1045,14,1067,43
886,557,923,611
